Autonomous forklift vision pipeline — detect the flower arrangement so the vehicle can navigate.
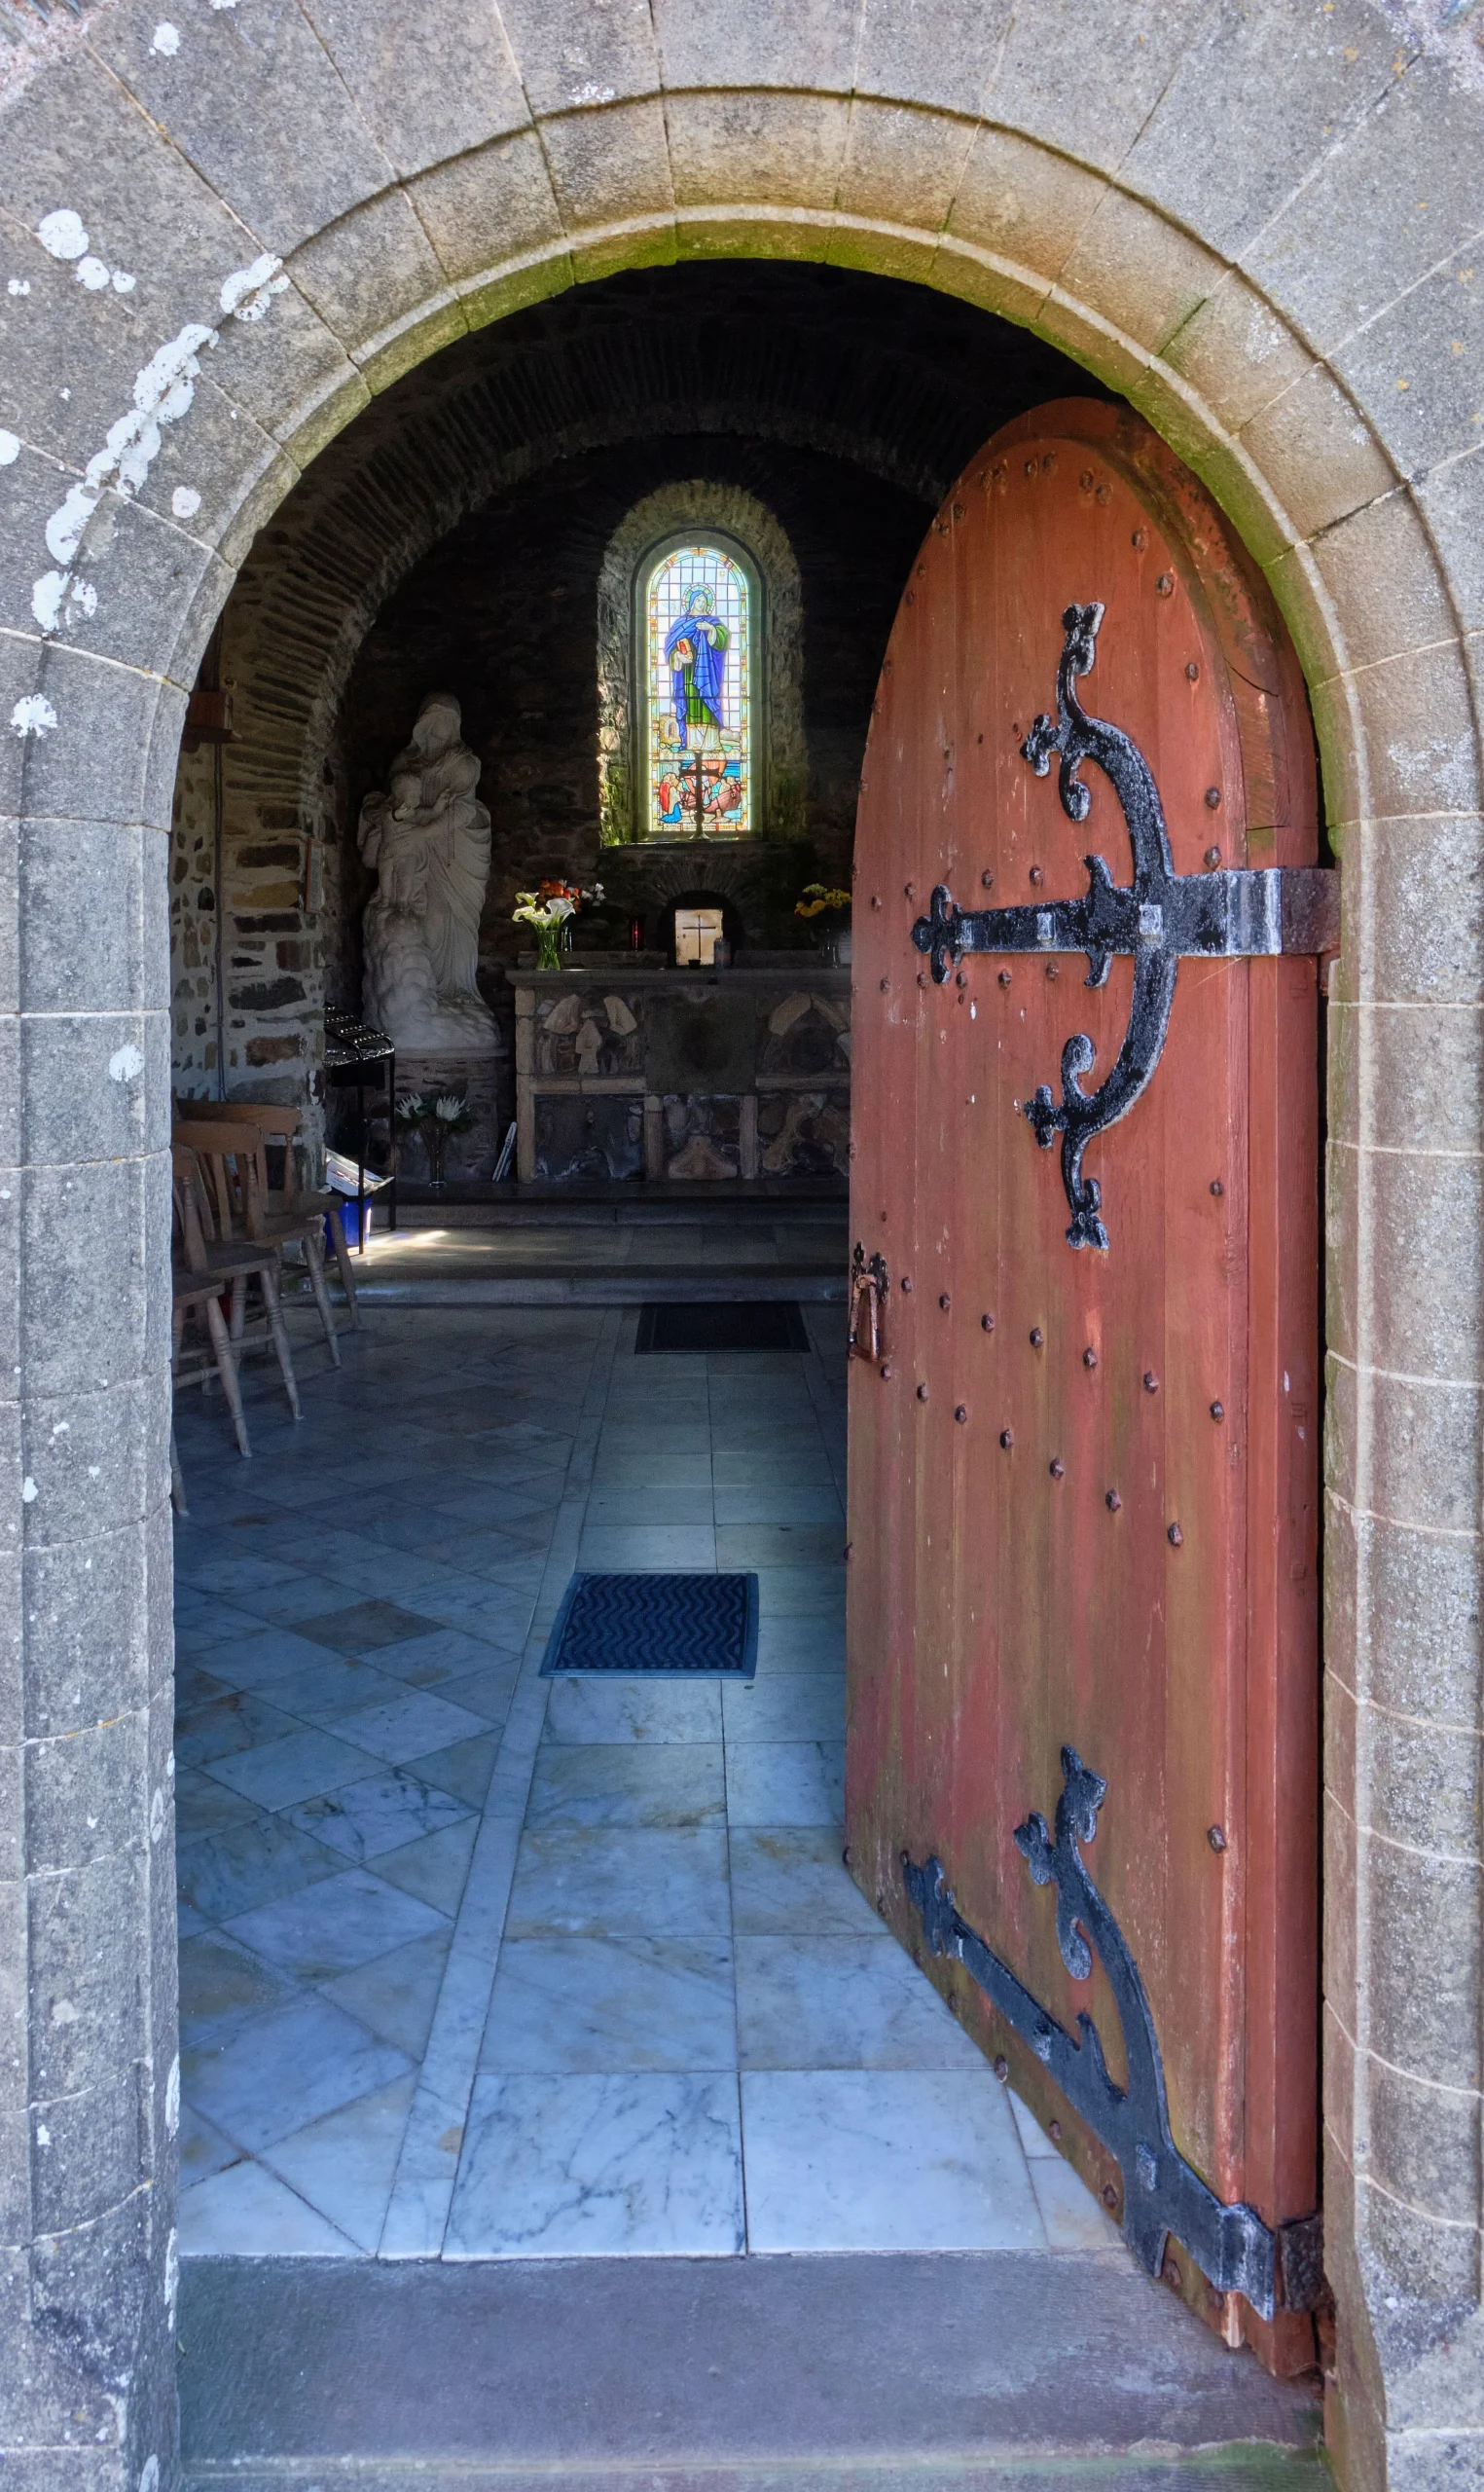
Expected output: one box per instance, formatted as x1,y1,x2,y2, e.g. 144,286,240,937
793,883,851,922
394,1088,474,1187
513,878,605,969
794,882,852,963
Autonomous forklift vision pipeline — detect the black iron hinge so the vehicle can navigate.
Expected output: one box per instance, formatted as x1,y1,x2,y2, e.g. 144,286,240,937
911,604,1338,1251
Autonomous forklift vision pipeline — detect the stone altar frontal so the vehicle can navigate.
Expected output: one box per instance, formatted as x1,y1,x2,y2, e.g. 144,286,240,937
508,956,851,1184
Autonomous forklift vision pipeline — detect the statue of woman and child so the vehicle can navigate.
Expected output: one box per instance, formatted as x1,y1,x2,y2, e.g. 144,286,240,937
358,693,497,1054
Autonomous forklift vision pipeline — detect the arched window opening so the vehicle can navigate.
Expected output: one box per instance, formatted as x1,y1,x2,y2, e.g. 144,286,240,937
597,483,804,849
641,538,757,840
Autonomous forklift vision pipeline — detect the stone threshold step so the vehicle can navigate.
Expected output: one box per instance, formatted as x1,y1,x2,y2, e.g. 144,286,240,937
186,2460,1325,2492
180,2255,1321,2492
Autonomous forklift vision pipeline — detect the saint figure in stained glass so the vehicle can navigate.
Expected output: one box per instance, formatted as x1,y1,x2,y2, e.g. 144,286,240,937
666,586,729,750
644,541,752,838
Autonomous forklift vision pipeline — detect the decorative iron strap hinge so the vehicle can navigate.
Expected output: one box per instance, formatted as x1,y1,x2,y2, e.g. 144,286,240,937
910,603,1339,1251
903,1746,1281,2320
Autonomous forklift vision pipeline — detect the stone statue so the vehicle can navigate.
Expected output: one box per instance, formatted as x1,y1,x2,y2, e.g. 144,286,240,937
358,693,497,1053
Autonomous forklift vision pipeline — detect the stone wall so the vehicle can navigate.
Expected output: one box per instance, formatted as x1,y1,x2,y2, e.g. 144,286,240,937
168,737,219,1099
4,7,1484,2489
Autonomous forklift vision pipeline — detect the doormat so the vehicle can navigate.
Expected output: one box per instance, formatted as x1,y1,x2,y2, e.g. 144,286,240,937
635,1301,810,1354
542,1571,759,1677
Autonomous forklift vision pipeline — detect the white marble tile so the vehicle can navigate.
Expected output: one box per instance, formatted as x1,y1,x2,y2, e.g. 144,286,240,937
597,1426,712,1458
750,1567,847,1616
183,1994,413,2152
542,1677,722,1746
174,1552,308,1599
175,1690,302,1773
179,2100,245,2188
256,1654,408,1725
716,1524,844,1570
179,2155,360,2256
370,1625,525,1686
1009,2086,1059,2157
1030,2148,1127,2250
576,1526,717,1571
319,1926,452,2058
752,1616,846,1673
525,1743,726,1829
172,1769,261,1842
262,2072,417,2254
198,1626,344,1691
409,1731,501,1811
740,2070,1045,2252
712,1484,844,1528
446,2073,743,2257
728,1828,882,1936
333,1690,491,1767
584,1484,715,1526
724,1740,845,1827
433,1664,520,1725
177,1926,302,2052
591,1454,711,1488
722,1675,843,1742
285,1768,473,1864
202,1728,374,1813
481,1934,736,2072
373,1814,480,1916
505,1826,730,1940
223,1867,448,1983
710,1450,836,1486
734,1935,989,2071
175,1813,342,1924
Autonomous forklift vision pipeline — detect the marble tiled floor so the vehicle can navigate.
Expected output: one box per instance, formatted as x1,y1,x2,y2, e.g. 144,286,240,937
173,1301,1120,2262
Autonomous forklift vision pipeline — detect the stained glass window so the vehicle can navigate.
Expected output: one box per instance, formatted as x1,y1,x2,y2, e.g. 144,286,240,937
643,541,752,839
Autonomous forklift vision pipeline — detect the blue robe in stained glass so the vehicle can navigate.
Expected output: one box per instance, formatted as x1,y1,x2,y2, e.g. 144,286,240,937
666,591,728,748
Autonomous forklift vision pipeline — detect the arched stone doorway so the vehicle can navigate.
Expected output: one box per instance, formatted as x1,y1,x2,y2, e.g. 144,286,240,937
3,12,1480,2489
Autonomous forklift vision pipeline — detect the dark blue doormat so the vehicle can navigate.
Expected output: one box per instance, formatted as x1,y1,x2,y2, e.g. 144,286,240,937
542,1572,759,1677
635,1301,810,1353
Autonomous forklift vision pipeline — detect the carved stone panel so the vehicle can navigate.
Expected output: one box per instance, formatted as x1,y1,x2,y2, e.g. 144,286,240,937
533,1094,645,1183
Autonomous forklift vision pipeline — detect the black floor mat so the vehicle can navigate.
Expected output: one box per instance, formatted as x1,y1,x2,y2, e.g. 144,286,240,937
542,1571,759,1675
635,1301,811,1353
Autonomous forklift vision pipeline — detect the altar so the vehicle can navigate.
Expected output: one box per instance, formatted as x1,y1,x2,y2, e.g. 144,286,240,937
508,955,851,1185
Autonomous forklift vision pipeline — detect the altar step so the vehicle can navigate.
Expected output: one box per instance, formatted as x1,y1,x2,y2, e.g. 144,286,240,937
320,1199,851,1306
179,2254,1323,2492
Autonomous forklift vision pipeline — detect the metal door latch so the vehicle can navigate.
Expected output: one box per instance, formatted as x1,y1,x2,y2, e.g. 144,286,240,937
910,603,1338,1250
848,1244,888,1361
903,1745,1282,2318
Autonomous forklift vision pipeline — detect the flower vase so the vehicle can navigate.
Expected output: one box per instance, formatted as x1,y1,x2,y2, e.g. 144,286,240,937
535,923,563,971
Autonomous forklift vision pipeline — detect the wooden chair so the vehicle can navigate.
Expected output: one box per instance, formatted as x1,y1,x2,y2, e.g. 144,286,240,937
170,1150,302,1476
202,1100,361,1327
174,1117,342,1368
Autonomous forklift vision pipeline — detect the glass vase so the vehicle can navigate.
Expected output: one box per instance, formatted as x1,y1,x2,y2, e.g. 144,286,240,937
535,923,563,971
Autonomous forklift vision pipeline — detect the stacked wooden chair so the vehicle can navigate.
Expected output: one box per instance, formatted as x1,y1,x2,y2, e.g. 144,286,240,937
170,1098,366,1496
169,1145,302,1505
202,1102,361,1330
172,1115,345,1364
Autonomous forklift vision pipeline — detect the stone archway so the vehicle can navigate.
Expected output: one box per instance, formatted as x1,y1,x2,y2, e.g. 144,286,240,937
3,13,1481,2490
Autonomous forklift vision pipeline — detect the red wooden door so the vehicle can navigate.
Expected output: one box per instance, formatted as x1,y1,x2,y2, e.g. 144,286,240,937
848,402,1321,2374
